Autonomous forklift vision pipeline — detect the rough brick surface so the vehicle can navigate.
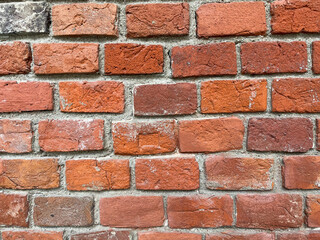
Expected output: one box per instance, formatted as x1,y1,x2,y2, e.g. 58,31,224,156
241,41,307,74
71,231,131,240
38,119,104,152
197,2,266,37
0,194,28,227
205,156,273,190
171,43,237,78
2,231,63,240
0,81,53,113
312,41,320,74
306,195,320,227
272,78,320,113
33,43,99,74
100,196,164,228
278,232,320,240
0,2,49,34
167,195,233,228
178,117,244,153
33,197,93,227
134,83,197,116
206,232,275,240
0,42,31,75
66,159,130,191
59,81,124,113
0,158,59,189
236,194,303,229
283,156,320,190
105,44,163,75
271,0,320,34
126,3,189,38
135,157,199,190
318,120,320,150
201,80,267,113
0,119,32,153
112,120,177,155
138,232,202,240
52,3,118,36
247,118,313,152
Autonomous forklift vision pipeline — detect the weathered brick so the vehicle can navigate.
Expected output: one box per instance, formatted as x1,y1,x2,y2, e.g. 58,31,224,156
105,44,163,75
66,159,130,191
59,81,124,113
241,41,307,74
278,232,320,240
38,119,104,152
178,117,244,153
135,157,199,190
71,231,131,240
134,83,197,116
197,2,266,37
312,41,320,74
126,3,189,38
112,120,177,155
0,42,31,75
318,120,320,150
272,78,320,113
236,194,303,229
52,3,118,36
138,232,202,240
0,119,32,153
283,156,320,189
0,158,59,190
271,0,320,34
0,81,53,112
247,118,313,152
167,195,233,229
206,232,275,240
205,156,273,190
100,196,164,228
33,197,93,227
33,43,99,74
201,80,267,113
2,231,63,240
0,194,28,227
306,195,320,227
0,2,49,34
171,43,237,78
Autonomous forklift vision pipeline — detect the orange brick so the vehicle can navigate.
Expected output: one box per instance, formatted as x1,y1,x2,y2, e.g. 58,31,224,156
138,232,202,240
2,231,63,240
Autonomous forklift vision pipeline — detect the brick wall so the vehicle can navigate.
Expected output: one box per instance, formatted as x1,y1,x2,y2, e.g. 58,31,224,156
0,0,320,239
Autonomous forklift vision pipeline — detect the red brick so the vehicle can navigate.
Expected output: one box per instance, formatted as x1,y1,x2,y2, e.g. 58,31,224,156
167,195,233,229
0,42,31,75
318,120,320,150
272,78,320,113
197,2,266,37
205,155,273,190
105,44,163,75
112,120,177,155
283,156,320,189
135,157,199,190
33,197,93,227
306,195,320,227
312,42,320,74
201,80,267,113
2,231,63,240
178,117,244,153
100,196,164,228
0,194,28,227
134,83,197,116
0,119,32,153
38,119,104,152
52,3,118,36
241,41,307,74
59,81,124,113
139,232,202,240
206,232,275,240
0,158,59,190
247,118,313,152
0,81,53,112
71,231,131,240
66,159,130,191
271,0,320,34
33,43,99,74
126,3,189,38
171,43,237,78
278,232,320,240
236,194,303,229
